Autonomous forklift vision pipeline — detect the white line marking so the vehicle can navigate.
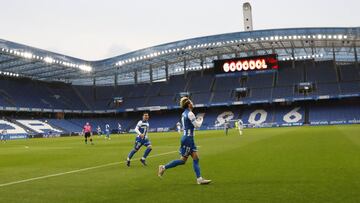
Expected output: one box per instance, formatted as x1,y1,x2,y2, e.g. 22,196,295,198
0,151,177,188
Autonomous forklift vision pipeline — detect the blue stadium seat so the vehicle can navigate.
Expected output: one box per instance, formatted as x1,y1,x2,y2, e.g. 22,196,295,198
339,81,360,94
245,73,274,88
339,64,360,81
306,61,337,83
277,61,304,86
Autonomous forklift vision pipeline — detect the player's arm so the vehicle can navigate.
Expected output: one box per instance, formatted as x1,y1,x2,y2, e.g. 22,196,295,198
134,121,144,138
188,111,203,128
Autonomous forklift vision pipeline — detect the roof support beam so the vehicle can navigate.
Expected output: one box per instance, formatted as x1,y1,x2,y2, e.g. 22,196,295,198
134,70,138,85
257,42,270,55
354,44,358,68
37,69,79,79
165,61,169,81
183,58,187,79
20,64,52,74
149,65,153,83
0,60,38,71
114,67,118,87
0,57,18,66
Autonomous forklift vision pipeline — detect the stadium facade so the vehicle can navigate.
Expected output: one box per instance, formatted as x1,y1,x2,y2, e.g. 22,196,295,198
0,27,359,139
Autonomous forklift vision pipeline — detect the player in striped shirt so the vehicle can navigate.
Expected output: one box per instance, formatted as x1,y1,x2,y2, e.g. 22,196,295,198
126,112,152,166
158,97,211,185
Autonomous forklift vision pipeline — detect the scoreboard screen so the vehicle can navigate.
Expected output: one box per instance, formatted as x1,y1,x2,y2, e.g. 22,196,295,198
214,54,279,74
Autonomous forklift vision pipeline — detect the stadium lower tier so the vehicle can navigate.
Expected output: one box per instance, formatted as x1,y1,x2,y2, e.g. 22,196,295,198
0,99,359,139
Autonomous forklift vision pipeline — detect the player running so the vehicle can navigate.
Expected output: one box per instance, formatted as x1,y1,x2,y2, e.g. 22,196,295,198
97,125,102,136
158,97,211,185
176,121,182,134
126,112,152,167
118,123,122,134
105,124,111,140
237,119,244,135
83,122,94,145
1,129,7,142
224,120,230,135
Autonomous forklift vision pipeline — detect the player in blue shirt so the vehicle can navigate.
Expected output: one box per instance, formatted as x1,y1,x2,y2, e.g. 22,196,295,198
118,123,122,134
126,112,152,166
97,126,102,136
1,129,7,142
158,97,211,185
105,124,111,140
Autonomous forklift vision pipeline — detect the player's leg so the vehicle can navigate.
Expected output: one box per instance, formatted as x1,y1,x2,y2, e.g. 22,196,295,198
158,145,190,177
159,136,195,177
127,141,141,166
191,152,201,178
89,134,94,145
191,152,211,185
84,133,88,144
140,142,152,166
158,155,187,177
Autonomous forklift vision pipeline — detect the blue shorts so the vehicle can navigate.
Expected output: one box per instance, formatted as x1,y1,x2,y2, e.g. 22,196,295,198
179,135,197,157
134,137,151,150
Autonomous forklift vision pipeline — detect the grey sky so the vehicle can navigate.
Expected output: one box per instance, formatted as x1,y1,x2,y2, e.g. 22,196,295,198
0,0,359,60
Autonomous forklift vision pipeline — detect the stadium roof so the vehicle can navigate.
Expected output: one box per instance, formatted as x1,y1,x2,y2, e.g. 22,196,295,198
0,27,359,85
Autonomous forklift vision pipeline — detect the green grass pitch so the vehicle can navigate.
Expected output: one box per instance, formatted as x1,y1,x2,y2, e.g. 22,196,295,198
0,125,359,203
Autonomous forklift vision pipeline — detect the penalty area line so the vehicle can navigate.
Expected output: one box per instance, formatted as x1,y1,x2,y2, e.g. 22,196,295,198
0,150,178,188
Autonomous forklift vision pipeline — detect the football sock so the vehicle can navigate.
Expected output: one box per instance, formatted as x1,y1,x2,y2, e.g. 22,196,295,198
142,148,152,159
193,159,201,178
164,159,185,169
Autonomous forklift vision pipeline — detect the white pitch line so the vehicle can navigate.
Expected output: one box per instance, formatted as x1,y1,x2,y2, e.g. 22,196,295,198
0,151,177,188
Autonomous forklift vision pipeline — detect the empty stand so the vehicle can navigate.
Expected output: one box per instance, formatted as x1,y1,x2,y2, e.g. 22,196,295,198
0,61,359,111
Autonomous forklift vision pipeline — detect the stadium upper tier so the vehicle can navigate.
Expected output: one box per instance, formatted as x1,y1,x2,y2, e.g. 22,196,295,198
0,27,359,85
0,60,359,113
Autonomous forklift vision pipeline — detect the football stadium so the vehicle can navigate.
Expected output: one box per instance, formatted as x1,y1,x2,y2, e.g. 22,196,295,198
0,1,359,202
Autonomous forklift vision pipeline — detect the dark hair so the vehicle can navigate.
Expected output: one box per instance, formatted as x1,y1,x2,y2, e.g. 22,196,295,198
143,112,149,115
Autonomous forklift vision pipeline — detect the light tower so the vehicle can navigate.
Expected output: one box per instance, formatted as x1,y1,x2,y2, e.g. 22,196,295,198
243,2,253,31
